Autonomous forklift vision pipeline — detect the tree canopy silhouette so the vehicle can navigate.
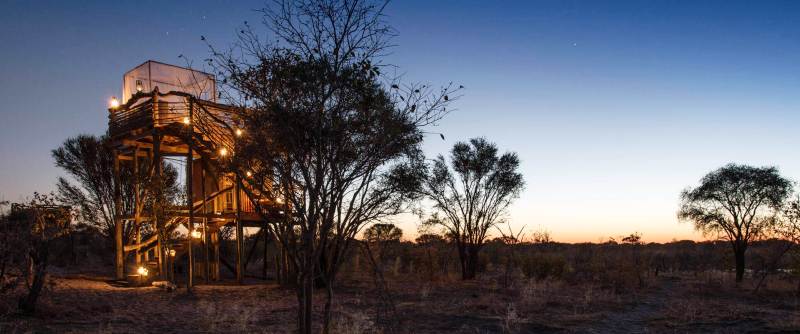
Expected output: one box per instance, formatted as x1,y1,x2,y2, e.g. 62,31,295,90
364,223,403,244
208,0,458,332
421,137,524,280
678,163,792,283
51,135,179,244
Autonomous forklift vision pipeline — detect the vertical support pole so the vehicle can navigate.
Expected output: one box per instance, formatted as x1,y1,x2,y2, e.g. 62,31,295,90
113,149,124,280
213,229,220,281
186,99,195,291
263,224,269,280
134,147,141,267
153,131,164,279
235,175,244,284
201,164,210,283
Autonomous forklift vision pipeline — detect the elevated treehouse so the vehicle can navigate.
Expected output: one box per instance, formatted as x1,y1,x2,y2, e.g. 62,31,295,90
107,61,279,286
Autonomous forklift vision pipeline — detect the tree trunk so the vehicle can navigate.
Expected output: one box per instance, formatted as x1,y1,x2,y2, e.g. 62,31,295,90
322,284,334,334
296,271,314,334
457,243,468,280
18,242,49,314
461,245,479,280
734,242,747,283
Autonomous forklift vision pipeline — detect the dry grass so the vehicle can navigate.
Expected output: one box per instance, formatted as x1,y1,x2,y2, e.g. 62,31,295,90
2,271,800,333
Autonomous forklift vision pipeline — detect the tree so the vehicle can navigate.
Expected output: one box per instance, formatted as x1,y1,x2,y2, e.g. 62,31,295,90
421,138,524,280
363,223,403,267
364,223,403,244
208,0,458,332
1,193,70,314
777,197,800,294
678,163,792,283
621,232,643,245
52,135,119,241
52,134,179,272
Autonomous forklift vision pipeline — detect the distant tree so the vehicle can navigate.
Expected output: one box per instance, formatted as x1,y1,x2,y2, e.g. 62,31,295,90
421,138,524,280
532,227,552,244
364,223,403,244
208,0,458,331
363,223,403,267
621,232,643,245
678,163,792,283
415,233,445,245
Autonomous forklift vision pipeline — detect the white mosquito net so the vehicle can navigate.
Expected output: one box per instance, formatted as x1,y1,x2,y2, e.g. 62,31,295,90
122,61,217,104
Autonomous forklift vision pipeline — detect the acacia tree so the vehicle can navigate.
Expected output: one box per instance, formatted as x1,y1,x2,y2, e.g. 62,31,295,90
364,223,403,244
208,1,458,332
364,223,403,266
52,134,179,271
678,163,792,283
421,138,524,280
52,135,120,241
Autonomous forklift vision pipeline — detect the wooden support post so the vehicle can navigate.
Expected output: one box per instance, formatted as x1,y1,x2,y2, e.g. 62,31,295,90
235,176,244,284
201,165,210,283
186,99,195,291
213,229,220,281
153,131,164,280
268,226,270,281
134,147,141,267
275,253,282,284
113,150,124,280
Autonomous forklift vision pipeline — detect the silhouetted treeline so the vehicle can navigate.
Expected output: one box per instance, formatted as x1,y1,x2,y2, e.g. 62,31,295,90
324,238,800,291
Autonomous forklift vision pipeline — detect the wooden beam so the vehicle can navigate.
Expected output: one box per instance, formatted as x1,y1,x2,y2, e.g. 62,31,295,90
202,163,210,283
263,225,269,280
235,175,244,284
153,129,165,280
113,150,124,280
134,146,141,266
186,107,195,291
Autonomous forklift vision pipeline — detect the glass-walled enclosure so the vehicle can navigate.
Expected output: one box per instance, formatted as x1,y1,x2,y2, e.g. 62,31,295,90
122,60,217,104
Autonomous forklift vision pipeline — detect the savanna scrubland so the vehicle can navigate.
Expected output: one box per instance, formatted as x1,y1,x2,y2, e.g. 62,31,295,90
2,1,800,333
2,229,800,333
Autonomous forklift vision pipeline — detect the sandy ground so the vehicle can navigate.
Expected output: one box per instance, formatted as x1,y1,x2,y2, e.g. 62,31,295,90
2,272,800,333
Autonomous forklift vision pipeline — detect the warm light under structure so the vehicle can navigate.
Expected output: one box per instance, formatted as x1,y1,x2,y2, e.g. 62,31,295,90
137,266,149,276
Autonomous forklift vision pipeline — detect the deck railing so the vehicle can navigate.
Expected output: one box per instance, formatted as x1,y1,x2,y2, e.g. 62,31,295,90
109,90,240,154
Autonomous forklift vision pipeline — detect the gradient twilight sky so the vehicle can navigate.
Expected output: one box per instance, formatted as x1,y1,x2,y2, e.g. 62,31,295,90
2,1,799,242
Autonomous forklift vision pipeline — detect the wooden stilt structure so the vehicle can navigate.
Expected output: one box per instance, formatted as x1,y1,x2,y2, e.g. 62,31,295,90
107,61,283,287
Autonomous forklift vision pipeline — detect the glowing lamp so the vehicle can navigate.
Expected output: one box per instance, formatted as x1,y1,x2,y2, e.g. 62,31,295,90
169,249,176,257
219,147,228,157
135,80,143,92
235,128,243,137
246,171,252,177
109,97,120,109
183,117,190,125
137,266,149,276
191,230,202,239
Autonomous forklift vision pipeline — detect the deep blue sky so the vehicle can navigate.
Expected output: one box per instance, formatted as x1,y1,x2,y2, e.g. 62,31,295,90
2,1,799,241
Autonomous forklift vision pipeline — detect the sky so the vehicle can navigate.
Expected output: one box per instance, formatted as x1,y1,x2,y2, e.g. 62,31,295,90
1,0,799,243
